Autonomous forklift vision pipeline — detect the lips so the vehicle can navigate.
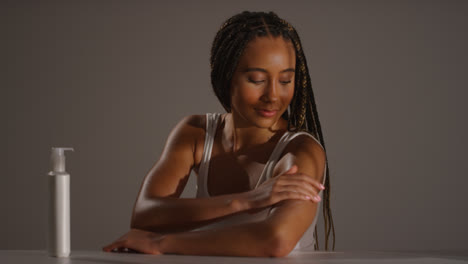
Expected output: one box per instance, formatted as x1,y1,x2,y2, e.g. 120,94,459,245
256,108,278,117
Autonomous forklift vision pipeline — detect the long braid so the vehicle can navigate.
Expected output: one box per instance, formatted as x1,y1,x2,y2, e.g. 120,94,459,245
210,11,336,251
277,15,336,250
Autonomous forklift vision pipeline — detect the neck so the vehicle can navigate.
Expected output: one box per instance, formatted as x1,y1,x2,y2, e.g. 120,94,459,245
222,113,285,153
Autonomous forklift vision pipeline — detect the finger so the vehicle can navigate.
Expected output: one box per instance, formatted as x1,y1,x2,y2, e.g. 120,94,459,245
283,165,298,175
102,244,113,252
110,248,127,253
274,184,321,202
103,242,123,252
275,191,319,202
281,173,325,191
276,176,322,195
275,178,317,195
121,248,132,253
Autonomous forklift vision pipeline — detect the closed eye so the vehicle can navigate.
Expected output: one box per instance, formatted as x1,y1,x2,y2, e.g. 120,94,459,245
248,79,265,84
280,80,292,84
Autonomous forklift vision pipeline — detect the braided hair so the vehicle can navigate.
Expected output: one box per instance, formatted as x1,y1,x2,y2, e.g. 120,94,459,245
210,11,335,251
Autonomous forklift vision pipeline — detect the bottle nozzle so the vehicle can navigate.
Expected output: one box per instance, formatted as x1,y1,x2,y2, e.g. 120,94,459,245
50,147,74,173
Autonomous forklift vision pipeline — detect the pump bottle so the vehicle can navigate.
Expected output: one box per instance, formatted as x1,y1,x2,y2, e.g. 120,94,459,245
47,147,74,257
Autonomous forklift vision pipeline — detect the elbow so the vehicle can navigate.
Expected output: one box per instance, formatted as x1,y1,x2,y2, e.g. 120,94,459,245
130,210,159,231
130,218,142,230
130,197,163,230
130,212,144,229
268,236,295,258
130,197,144,229
130,205,154,231
263,226,296,257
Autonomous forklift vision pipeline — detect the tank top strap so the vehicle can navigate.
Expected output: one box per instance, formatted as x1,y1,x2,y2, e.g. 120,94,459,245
254,131,291,188
255,131,327,188
196,113,222,197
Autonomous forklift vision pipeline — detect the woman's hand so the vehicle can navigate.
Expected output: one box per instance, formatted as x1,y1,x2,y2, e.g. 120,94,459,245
245,165,325,209
102,228,164,255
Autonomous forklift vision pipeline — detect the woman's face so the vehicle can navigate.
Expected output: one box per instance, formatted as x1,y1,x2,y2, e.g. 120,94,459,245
230,36,296,129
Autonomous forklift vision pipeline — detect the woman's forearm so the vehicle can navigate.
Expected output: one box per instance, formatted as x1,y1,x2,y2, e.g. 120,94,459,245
131,193,251,232
132,165,321,233
158,221,292,257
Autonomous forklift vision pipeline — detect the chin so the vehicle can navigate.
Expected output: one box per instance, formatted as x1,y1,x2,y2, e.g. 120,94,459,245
250,115,281,129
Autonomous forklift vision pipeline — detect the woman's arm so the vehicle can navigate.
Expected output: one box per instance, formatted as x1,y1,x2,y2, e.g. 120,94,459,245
131,115,247,232
158,200,317,257
105,134,325,257
131,116,322,233
158,135,326,257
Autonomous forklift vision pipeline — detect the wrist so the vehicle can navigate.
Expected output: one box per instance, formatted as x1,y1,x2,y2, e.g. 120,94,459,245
158,233,175,254
229,192,252,212
153,233,167,254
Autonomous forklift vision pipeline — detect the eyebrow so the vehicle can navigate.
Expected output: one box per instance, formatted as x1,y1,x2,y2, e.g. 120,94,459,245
244,67,295,73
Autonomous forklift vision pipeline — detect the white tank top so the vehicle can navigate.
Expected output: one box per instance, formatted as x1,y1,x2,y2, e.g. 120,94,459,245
195,113,326,251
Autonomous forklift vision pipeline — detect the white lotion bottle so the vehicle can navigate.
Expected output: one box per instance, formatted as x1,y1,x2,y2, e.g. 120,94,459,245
47,147,74,257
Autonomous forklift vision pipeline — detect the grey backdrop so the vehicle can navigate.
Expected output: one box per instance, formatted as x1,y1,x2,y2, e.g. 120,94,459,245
3,0,468,252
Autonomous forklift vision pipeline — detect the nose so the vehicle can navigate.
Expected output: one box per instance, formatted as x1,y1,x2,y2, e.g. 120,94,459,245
261,79,279,103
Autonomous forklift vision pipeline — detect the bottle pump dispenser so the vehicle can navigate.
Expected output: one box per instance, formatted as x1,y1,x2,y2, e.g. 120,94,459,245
48,147,74,257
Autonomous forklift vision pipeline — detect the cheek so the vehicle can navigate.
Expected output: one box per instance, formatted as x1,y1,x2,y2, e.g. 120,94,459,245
231,84,261,106
281,85,295,104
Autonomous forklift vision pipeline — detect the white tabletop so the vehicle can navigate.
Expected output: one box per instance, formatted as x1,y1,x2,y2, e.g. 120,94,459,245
1,250,467,264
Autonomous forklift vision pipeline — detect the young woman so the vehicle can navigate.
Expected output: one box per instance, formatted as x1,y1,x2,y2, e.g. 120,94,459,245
103,11,335,257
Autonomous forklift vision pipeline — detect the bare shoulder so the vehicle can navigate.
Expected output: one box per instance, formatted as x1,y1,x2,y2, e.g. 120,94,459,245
140,114,206,198
288,133,325,161
174,114,205,131
168,114,207,170
167,114,205,142
272,132,326,182
157,114,206,166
